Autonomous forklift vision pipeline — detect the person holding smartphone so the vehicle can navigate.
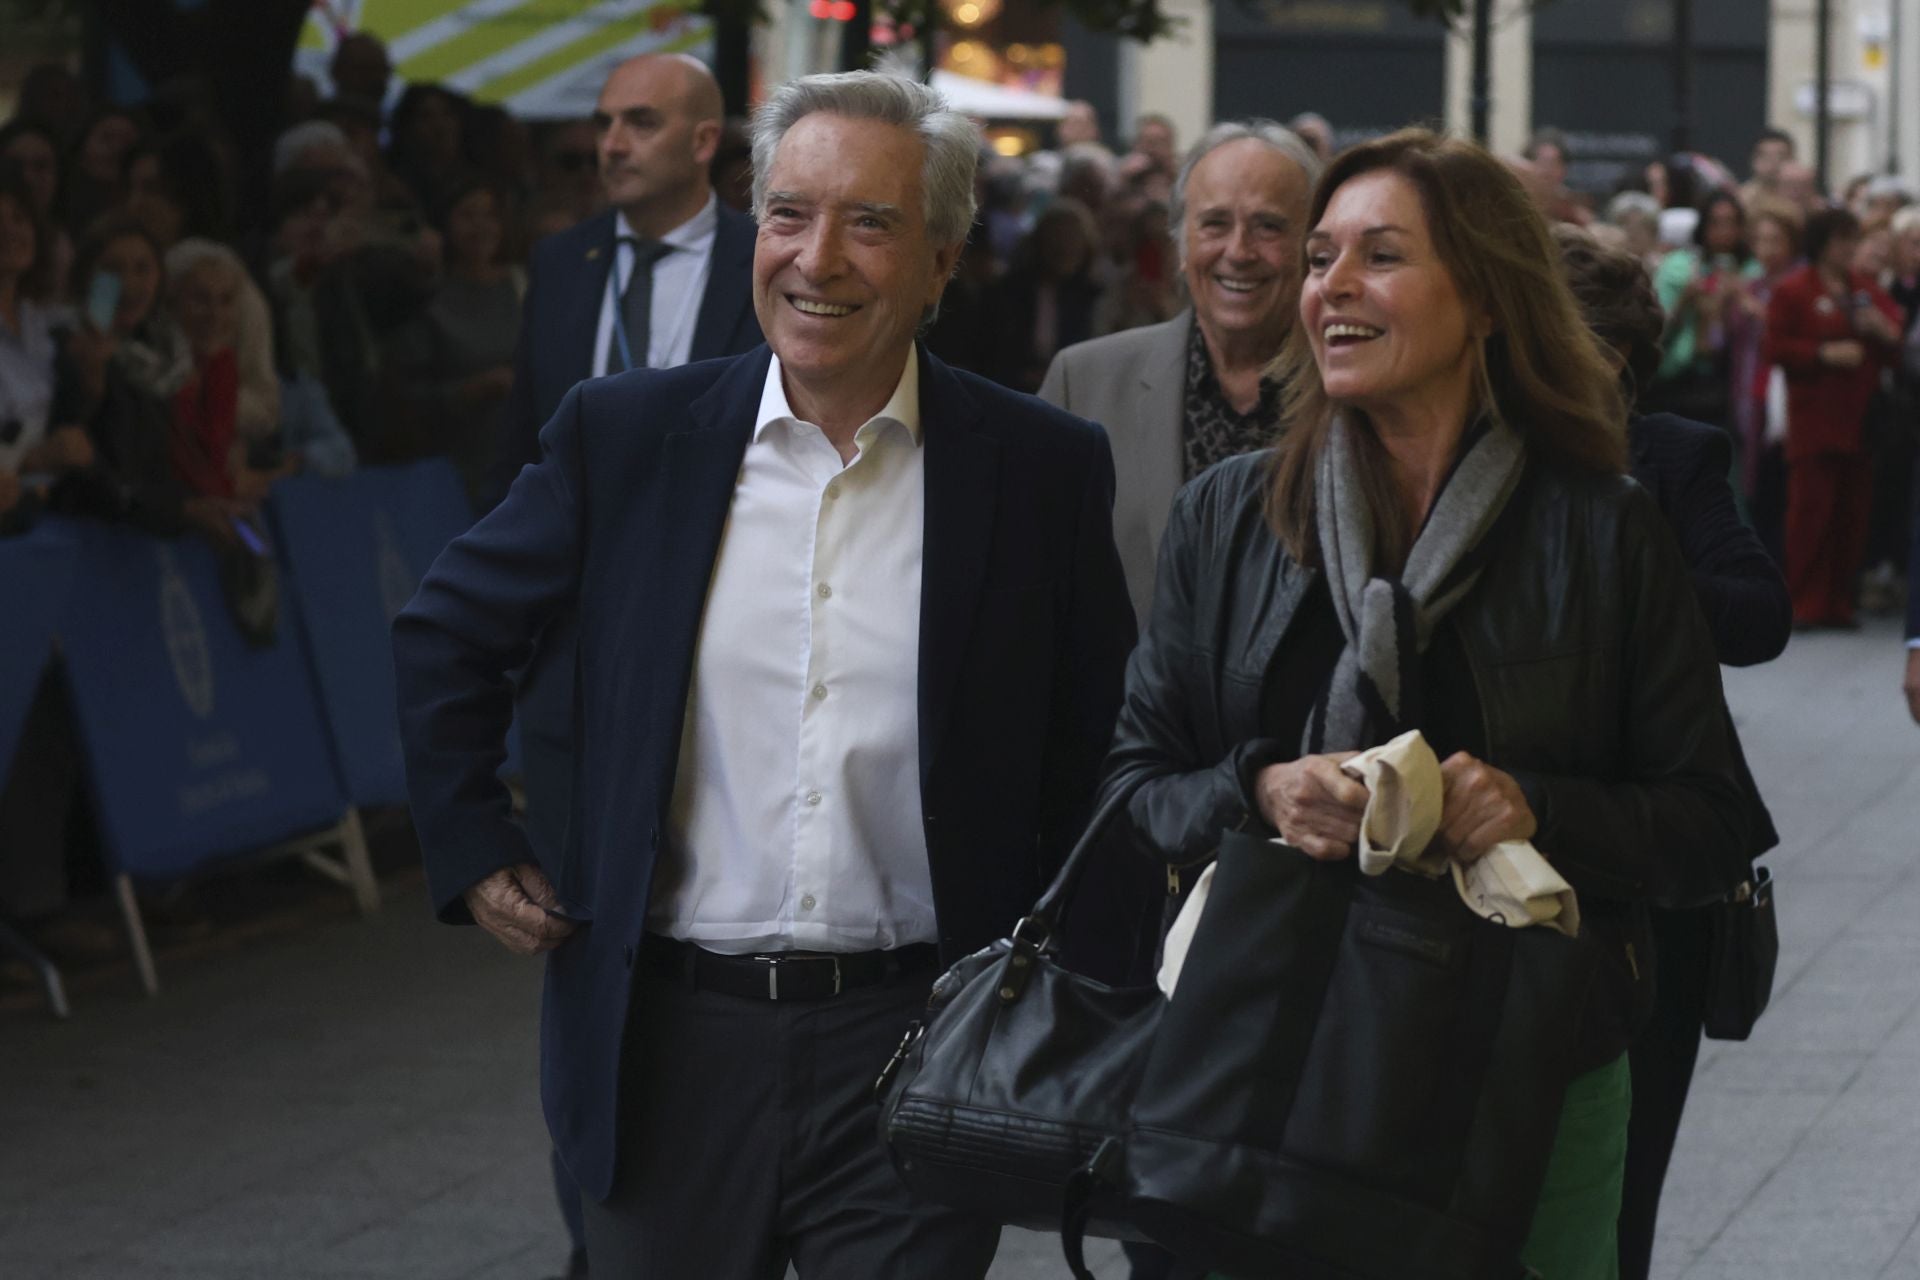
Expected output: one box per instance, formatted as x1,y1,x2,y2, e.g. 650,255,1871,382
1765,206,1907,629
1647,190,1754,429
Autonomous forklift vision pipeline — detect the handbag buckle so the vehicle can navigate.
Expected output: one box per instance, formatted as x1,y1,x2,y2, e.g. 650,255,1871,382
873,1019,925,1101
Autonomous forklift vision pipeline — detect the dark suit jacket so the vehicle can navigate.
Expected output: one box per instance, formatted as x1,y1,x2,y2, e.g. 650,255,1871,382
393,345,1138,1201
497,204,763,486
490,204,763,865
1628,414,1792,668
1628,411,1784,866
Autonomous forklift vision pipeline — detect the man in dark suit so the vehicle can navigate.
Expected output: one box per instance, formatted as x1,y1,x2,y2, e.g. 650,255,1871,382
491,52,762,1279
395,71,1136,1277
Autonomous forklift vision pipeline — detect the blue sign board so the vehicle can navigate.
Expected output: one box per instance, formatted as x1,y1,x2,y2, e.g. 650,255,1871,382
270,461,477,808
51,518,349,881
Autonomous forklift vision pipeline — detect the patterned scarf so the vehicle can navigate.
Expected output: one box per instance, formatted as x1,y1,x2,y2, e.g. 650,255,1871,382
1305,413,1526,754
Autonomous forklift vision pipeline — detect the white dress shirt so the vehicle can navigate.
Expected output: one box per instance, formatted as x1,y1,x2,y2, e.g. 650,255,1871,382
591,194,718,376
652,349,933,954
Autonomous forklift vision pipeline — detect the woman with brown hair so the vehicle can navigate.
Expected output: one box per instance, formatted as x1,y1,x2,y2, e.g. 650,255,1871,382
1100,129,1754,1277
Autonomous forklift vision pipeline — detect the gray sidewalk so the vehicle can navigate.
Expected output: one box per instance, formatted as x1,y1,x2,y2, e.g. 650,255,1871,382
1,620,1914,1279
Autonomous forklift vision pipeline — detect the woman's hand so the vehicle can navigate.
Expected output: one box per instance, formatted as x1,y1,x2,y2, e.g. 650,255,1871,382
1436,752,1537,863
1820,339,1866,368
1254,753,1365,861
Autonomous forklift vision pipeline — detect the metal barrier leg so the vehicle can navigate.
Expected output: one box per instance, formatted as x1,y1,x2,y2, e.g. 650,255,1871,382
113,874,158,997
0,918,69,1019
294,810,380,916
338,809,379,917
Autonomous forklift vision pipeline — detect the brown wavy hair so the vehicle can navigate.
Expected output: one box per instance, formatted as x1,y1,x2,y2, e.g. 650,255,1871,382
1266,128,1627,566
1552,224,1664,409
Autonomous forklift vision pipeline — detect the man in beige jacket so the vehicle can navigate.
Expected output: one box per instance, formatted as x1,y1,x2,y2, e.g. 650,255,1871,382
1039,120,1320,620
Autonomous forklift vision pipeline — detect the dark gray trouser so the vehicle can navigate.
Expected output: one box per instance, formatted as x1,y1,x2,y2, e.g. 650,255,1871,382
581,960,1002,1279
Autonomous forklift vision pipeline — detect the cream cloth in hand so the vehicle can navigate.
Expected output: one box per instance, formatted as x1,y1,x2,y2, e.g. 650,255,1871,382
1342,730,1580,938
1158,732,1578,997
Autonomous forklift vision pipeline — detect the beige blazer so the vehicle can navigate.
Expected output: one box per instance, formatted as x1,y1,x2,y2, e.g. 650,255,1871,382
1038,310,1191,621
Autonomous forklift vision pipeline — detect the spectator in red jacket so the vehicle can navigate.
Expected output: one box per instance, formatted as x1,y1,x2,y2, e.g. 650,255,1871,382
1763,206,1906,628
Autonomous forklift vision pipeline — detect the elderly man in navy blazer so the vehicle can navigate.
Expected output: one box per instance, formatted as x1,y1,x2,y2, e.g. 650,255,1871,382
395,72,1137,1276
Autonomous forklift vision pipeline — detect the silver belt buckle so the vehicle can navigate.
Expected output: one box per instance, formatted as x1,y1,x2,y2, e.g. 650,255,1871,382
762,954,842,1000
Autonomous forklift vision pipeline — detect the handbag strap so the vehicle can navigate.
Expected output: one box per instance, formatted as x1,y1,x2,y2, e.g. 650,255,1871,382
1015,777,1152,953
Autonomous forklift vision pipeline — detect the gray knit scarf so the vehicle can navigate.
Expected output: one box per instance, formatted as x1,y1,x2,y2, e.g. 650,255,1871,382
1305,413,1527,754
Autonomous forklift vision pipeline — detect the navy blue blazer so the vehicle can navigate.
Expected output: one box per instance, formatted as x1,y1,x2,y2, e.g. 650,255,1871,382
490,204,763,866
394,345,1138,1200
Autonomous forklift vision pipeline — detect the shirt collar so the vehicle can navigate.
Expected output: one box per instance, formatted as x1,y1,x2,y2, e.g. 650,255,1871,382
755,346,922,447
617,193,719,253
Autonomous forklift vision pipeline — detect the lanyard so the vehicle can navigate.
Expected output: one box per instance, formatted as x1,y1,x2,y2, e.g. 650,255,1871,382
605,242,638,373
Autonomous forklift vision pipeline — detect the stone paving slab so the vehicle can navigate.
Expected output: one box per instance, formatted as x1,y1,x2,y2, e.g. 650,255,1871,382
1,620,1914,1279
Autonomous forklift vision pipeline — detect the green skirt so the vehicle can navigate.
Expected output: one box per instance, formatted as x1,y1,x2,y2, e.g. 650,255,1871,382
1206,1054,1632,1280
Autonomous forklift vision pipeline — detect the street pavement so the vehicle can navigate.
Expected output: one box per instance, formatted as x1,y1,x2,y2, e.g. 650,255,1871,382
1,618,1915,1279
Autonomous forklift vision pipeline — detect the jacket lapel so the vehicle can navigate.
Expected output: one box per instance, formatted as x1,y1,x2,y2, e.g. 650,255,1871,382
1140,310,1191,481
690,206,758,362
916,349,998,785
561,211,619,387
646,348,770,735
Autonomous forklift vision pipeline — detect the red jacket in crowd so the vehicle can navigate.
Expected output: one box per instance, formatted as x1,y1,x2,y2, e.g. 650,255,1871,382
1763,264,1904,459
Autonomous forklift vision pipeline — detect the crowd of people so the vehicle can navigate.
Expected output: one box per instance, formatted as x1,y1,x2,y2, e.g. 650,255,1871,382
4,31,1920,1280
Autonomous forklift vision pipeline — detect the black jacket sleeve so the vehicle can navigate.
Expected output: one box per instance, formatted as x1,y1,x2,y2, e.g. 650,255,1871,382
1633,416,1791,667
1098,476,1287,868
1506,486,1755,908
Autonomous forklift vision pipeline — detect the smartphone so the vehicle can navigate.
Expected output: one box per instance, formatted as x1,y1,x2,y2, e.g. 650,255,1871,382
229,515,268,557
86,271,122,332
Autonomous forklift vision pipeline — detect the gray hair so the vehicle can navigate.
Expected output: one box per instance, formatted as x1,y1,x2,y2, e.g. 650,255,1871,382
1169,120,1323,246
750,71,979,247
1605,190,1662,228
272,120,350,175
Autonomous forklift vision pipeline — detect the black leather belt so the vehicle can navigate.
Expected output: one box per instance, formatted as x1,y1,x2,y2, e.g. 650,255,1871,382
640,934,940,1001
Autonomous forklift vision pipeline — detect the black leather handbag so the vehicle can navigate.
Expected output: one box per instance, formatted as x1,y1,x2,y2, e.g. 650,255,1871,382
875,781,1159,1241
1702,864,1777,1041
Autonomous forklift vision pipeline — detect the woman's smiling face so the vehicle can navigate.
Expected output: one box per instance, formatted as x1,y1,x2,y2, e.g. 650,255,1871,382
1301,168,1483,423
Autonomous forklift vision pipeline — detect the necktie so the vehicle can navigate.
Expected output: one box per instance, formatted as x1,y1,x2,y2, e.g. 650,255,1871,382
604,237,673,373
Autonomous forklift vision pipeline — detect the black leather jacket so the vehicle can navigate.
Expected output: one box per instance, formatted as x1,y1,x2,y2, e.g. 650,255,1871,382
1099,449,1758,1063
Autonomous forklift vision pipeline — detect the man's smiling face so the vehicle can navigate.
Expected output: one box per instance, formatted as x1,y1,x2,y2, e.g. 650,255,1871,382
752,112,958,405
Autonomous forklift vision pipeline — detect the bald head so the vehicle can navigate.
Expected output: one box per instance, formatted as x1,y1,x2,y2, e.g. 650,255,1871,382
594,52,725,236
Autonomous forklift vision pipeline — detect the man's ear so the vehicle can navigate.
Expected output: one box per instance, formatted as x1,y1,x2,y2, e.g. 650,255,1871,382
691,118,722,168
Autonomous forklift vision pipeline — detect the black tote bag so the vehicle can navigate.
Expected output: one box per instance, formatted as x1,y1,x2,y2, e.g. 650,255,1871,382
1112,829,1600,1280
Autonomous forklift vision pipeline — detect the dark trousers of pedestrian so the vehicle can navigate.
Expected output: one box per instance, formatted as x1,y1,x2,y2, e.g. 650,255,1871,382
1865,401,1915,576
1616,907,1712,1280
1785,449,1874,625
580,944,1002,1278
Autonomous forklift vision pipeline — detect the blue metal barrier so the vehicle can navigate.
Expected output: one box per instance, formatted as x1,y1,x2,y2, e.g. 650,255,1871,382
269,460,480,809
49,517,351,884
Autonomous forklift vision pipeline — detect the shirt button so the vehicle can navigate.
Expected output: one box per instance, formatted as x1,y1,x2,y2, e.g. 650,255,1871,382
812,682,829,700
805,790,823,806
800,894,817,911
817,582,832,599
825,483,840,500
